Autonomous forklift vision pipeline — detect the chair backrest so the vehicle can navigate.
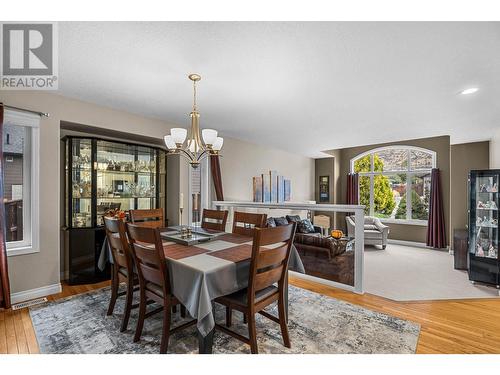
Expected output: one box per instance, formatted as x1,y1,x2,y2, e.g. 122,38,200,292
248,223,296,303
103,216,133,272
129,208,164,228
232,211,268,237
201,209,229,231
126,223,171,296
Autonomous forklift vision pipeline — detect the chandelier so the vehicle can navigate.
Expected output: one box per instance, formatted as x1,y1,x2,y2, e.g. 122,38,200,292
164,74,223,168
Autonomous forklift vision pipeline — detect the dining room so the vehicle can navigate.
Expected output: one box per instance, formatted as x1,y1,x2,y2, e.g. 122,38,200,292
2,8,500,375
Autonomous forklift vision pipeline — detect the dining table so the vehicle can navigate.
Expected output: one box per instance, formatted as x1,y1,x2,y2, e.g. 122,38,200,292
98,226,305,353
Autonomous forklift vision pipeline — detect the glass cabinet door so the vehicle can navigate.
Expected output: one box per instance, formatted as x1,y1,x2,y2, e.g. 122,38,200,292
471,174,499,260
96,141,157,226
70,138,93,228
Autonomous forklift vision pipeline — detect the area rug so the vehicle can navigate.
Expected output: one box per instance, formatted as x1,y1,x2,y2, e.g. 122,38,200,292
29,286,420,354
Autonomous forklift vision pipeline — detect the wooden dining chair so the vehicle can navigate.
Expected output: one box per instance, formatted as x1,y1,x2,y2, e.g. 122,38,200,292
103,216,138,332
215,223,296,354
129,208,164,228
232,211,267,237
126,223,195,353
201,209,229,231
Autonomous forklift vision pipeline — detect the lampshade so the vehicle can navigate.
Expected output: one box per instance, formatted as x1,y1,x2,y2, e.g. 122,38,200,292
171,128,187,144
212,137,224,151
202,129,218,146
164,135,176,150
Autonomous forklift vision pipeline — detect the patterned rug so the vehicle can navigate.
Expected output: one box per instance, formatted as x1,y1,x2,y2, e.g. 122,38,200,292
30,286,420,354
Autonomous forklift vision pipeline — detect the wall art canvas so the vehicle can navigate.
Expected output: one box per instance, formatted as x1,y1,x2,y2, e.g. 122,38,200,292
284,179,291,201
253,176,263,202
270,170,278,203
262,173,271,203
277,175,285,203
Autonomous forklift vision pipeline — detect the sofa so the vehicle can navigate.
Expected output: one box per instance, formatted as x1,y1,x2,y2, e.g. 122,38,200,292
345,215,389,249
267,215,354,286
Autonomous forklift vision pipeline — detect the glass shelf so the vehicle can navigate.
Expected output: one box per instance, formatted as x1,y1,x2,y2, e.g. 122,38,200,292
96,169,155,175
96,196,157,200
65,136,165,229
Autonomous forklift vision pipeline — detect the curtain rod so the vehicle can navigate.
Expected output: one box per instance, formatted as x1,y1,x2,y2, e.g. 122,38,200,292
3,104,49,118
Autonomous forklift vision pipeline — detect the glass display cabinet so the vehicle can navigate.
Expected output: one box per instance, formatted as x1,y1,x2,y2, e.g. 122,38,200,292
468,169,500,287
63,136,167,284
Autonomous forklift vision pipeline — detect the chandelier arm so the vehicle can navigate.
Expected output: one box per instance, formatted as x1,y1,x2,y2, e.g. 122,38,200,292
196,150,209,162
177,148,196,162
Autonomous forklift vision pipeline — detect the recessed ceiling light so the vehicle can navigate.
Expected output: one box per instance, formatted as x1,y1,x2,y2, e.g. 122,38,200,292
459,87,479,95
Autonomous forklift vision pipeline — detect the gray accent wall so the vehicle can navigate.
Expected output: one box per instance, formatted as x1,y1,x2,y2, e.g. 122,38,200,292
450,141,490,248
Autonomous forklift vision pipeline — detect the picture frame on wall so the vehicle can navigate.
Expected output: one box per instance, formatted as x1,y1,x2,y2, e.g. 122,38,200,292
319,175,330,202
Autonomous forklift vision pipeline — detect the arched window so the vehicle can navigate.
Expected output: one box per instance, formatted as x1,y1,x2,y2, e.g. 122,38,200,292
350,146,436,223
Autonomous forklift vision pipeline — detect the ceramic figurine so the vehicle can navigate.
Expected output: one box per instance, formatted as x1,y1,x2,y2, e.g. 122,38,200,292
480,184,487,193
488,244,497,258
476,217,483,226
478,201,485,209
489,201,498,209
476,244,484,257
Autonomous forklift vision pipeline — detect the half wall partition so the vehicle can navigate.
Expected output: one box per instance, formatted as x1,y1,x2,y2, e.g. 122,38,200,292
212,201,365,294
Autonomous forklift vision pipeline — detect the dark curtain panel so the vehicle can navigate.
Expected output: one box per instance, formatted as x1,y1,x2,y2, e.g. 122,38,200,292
426,168,447,249
346,173,359,205
0,103,11,309
210,154,224,201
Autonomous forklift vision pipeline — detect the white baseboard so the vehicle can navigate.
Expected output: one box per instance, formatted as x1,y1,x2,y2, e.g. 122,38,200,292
387,239,451,251
10,283,62,304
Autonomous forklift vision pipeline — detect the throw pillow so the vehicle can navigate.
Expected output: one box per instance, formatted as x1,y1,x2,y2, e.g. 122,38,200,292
266,217,276,227
286,215,302,223
274,217,289,226
297,219,316,233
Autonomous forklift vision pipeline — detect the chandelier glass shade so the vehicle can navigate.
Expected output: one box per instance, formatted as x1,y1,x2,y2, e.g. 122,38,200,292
164,74,223,168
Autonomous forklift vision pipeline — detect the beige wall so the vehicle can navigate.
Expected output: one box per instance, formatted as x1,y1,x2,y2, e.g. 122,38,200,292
219,136,314,202
450,141,490,247
325,136,451,244
0,91,314,296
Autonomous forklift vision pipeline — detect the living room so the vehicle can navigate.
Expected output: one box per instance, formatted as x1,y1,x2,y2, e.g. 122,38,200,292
1,2,500,373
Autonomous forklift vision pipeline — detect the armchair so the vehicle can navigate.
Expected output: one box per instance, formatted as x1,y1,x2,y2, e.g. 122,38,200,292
346,216,389,249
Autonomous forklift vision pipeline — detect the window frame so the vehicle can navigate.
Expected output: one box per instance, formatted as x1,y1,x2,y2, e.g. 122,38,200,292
350,145,436,225
4,110,40,257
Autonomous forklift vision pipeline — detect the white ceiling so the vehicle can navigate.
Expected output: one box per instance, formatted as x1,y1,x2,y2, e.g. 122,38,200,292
58,22,500,158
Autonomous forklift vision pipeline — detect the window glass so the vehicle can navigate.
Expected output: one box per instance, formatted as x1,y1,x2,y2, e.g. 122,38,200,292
410,173,431,220
351,146,434,222
374,174,405,219
3,123,28,243
354,155,371,173
374,149,408,172
359,175,371,215
410,149,433,171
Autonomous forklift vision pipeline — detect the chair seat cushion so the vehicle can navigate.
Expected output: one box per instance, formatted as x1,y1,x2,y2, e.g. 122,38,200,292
217,285,278,307
364,224,378,231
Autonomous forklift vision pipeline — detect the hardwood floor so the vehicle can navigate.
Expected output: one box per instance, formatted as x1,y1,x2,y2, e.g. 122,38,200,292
1,277,499,354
